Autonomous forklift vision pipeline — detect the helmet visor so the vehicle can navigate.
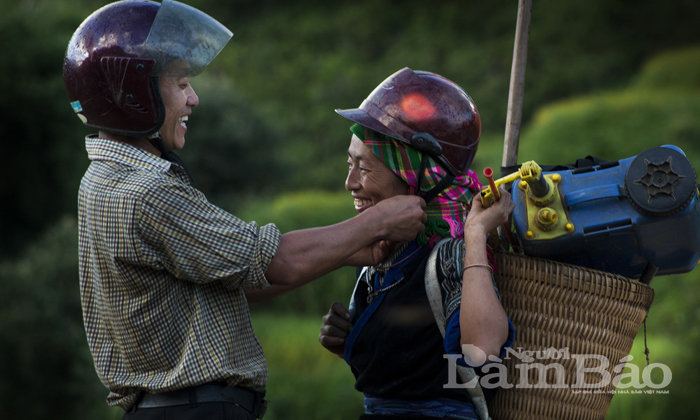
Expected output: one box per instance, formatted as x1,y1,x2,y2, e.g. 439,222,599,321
140,0,233,77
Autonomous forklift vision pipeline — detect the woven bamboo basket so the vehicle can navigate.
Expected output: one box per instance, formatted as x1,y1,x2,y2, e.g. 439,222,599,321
489,253,655,420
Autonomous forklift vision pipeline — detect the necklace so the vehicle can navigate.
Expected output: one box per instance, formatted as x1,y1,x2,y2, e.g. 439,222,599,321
366,276,406,303
365,243,421,303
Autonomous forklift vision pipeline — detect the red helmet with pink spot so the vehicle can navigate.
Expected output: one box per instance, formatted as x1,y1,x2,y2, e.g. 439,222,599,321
336,67,481,176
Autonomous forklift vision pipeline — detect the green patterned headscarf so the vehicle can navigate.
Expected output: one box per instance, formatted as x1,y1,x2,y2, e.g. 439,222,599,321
351,124,482,245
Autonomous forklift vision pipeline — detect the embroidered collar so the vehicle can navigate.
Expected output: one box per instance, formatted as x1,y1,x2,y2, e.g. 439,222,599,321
364,241,423,303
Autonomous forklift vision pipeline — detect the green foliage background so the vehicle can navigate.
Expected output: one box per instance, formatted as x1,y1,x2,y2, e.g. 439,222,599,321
2,0,700,418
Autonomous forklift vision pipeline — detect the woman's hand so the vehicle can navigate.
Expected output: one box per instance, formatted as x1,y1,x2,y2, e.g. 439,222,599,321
319,302,353,357
459,186,513,359
464,186,515,240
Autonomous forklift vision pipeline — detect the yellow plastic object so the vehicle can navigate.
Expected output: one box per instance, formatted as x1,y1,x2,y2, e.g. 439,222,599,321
480,161,543,207
480,161,573,241
519,173,573,240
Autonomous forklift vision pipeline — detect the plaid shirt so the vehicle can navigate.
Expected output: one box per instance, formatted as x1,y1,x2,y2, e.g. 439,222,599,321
77,137,280,410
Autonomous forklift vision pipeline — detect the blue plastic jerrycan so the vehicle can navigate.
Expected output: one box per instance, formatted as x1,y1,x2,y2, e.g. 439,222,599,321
511,145,700,280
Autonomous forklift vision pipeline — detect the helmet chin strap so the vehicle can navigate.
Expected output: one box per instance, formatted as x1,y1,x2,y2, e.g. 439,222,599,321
411,132,455,203
416,153,455,203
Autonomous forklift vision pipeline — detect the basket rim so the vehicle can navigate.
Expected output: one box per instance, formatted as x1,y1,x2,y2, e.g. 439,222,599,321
494,252,655,303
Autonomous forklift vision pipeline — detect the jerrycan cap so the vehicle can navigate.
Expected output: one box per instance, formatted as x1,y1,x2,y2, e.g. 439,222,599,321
625,145,697,216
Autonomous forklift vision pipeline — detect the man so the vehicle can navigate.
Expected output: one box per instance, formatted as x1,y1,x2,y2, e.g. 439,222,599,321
63,1,426,419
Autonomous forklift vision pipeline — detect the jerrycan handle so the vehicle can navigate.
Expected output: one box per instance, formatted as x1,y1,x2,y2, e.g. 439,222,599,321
565,184,623,207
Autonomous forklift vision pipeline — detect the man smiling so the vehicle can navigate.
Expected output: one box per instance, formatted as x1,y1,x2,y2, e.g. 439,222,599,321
64,1,426,419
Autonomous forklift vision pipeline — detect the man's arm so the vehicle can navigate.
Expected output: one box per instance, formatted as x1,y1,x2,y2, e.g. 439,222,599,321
264,194,425,287
244,284,295,303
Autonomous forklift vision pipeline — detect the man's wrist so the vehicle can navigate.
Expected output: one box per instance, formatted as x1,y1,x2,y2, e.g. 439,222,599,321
357,205,387,242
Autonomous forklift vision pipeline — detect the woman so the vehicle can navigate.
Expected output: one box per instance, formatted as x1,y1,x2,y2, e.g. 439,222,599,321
319,68,515,420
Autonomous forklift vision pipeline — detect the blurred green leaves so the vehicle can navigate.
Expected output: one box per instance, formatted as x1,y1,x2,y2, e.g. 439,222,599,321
183,76,285,201
239,190,360,315
251,313,364,420
0,216,113,419
520,44,700,166
633,46,700,91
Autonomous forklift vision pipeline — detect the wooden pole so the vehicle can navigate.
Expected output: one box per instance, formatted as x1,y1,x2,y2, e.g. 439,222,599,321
502,0,532,171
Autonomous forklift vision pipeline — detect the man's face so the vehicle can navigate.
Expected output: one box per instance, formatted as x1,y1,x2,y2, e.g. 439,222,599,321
158,76,199,151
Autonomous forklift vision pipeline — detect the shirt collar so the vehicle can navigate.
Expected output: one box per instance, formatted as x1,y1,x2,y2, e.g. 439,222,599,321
85,136,172,173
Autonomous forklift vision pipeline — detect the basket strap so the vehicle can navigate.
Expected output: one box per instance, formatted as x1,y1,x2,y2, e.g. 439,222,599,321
425,238,491,420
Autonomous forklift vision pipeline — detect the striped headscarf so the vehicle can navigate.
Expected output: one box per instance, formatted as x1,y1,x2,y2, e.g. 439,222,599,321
351,124,482,245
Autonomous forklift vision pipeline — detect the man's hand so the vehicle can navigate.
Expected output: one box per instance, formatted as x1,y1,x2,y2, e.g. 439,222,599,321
319,302,353,357
344,195,425,266
366,195,427,242
343,240,396,267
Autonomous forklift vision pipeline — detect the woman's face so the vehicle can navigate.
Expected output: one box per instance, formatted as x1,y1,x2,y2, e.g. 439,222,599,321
345,135,409,213
158,76,199,151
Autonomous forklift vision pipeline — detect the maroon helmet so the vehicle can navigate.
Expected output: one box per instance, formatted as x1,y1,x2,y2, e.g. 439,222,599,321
336,67,481,176
63,0,232,136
